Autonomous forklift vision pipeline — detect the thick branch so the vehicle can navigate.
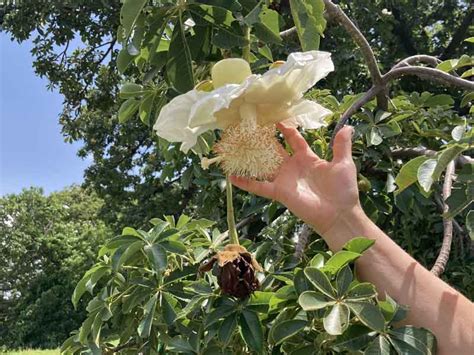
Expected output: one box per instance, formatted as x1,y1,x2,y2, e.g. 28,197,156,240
331,64,474,146
279,26,297,39
430,161,455,277
383,66,474,91
322,0,387,110
392,55,441,70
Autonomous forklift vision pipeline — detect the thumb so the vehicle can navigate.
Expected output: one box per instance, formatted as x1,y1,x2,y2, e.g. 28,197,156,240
332,125,354,163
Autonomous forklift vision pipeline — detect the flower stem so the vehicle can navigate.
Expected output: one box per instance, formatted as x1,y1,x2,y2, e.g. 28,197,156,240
226,175,239,245
242,25,251,63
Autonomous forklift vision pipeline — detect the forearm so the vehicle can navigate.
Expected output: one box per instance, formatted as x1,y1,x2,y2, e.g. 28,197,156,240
320,206,473,355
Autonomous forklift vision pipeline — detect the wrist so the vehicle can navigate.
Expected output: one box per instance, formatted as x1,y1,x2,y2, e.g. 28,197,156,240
320,205,376,251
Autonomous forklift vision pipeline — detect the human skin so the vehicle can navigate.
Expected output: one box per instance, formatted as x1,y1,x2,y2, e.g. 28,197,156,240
231,123,473,355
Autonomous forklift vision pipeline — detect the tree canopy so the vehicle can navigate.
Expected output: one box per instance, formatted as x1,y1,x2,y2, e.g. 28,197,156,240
0,0,472,352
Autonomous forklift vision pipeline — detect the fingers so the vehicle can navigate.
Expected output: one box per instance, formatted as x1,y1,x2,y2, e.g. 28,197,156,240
332,125,354,163
276,123,310,154
230,176,275,200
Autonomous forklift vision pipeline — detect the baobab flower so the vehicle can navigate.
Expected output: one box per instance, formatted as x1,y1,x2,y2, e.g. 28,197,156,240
154,51,334,179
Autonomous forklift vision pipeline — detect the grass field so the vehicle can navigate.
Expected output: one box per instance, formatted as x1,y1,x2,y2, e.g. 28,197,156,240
3,350,59,355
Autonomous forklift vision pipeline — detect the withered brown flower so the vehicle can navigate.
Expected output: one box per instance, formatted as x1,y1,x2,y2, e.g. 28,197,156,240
199,244,263,299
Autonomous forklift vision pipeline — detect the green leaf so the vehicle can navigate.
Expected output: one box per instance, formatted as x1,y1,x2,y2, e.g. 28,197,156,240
389,326,437,354
117,47,135,74
436,59,459,72
323,303,350,335
161,292,178,326
445,186,473,218
347,283,377,300
120,0,147,40
336,266,353,296
461,68,474,78
368,127,383,146
218,313,238,345
304,267,335,298
332,324,375,352
431,145,466,181
120,83,145,98
239,310,263,352
343,237,375,254
272,319,307,345
144,243,168,272
118,98,140,123
117,240,144,268
322,251,361,274
298,291,334,311
424,94,454,107
206,305,236,327
160,240,187,255
395,156,429,194
166,336,195,352
72,264,109,308
364,335,392,354
138,293,158,338
247,291,274,313
289,0,326,50
467,210,474,240
139,92,155,125
346,301,385,332
253,6,282,44
465,36,474,43
166,16,194,93
451,125,465,141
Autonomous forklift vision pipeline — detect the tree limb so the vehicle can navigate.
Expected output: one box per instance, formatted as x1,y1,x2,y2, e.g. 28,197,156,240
391,147,473,166
382,66,474,91
322,0,387,110
430,160,455,277
392,55,441,69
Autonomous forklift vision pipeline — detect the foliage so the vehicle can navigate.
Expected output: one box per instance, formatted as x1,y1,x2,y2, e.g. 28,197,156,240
0,187,113,349
0,0,472,352
62,217,436,354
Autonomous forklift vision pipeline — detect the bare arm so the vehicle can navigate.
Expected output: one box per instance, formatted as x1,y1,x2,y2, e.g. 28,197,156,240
231,124,473,355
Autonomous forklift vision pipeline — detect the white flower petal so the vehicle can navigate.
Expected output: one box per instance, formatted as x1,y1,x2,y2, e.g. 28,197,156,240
153,90,217,153
243,51,334,105
287,99,332,129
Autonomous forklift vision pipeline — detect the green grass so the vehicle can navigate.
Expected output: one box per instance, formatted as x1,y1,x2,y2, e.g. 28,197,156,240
3,350,59,355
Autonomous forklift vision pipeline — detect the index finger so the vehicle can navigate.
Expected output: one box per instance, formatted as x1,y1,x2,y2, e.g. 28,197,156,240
276,123,311,154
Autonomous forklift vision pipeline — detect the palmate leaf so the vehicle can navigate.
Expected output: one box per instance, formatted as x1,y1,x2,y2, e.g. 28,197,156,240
388,326,437,354
298,291,334,311
364,335,392,355
138,293,158,338
395,156,429,194
120,0,147,41
304,267,335,298
346,301,385,332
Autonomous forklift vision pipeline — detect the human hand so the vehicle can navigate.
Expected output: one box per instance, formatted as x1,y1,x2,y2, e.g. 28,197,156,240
230,124,361,236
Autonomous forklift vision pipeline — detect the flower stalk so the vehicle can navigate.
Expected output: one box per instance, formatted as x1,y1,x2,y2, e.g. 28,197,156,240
226,175,239,245
242,25,251,63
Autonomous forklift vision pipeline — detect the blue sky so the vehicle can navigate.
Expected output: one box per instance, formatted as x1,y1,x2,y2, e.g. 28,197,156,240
0,33,90,196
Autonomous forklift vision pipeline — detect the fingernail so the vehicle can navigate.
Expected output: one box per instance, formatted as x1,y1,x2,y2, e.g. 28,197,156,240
345,125,355,136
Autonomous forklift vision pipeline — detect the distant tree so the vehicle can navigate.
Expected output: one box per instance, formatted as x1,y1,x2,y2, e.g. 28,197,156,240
0,186,112,349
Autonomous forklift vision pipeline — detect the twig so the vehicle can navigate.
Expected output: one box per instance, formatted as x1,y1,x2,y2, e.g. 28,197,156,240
322,0,387,110
430,161,455,276
279,26,297,39
392,55,441,69
440,4,474,60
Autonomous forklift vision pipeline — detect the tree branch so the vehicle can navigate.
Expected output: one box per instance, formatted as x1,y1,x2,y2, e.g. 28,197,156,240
322,0,387,110
382,66,474,91
391,147,473,166
392,55,441,69
279,26,297,39
430,160,455,277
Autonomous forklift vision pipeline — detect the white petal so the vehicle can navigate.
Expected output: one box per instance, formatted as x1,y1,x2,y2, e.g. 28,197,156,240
153,90,217,153
243,51,334,105
287,99,332,129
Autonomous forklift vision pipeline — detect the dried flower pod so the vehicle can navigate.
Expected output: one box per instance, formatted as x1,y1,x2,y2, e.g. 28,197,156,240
199,244,263,299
